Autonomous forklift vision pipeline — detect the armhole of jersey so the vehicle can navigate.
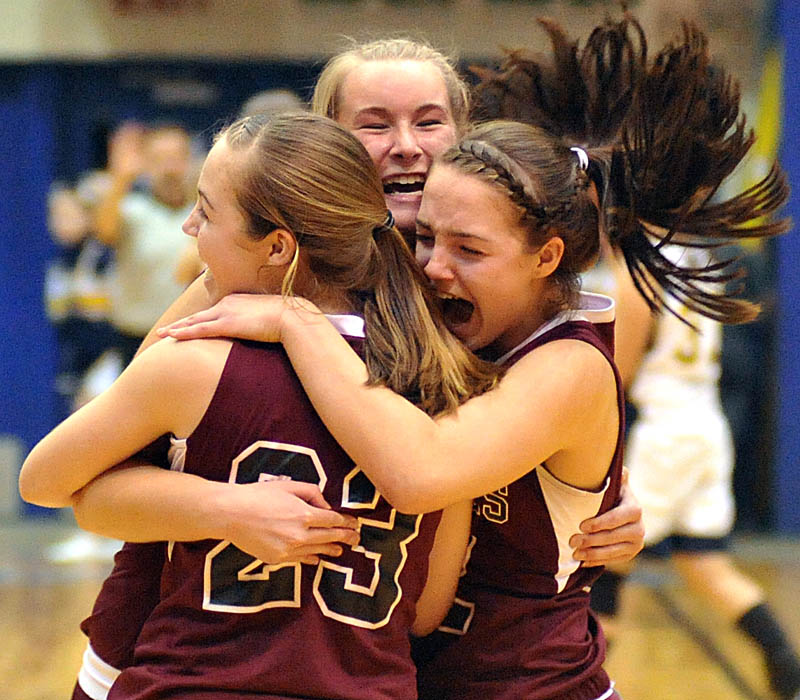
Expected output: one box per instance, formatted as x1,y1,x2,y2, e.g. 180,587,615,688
168,338,235,443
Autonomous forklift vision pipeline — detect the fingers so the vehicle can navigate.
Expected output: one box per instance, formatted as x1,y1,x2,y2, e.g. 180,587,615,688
157,311,222,339
306,526,360,547
169,321,229,340
294,543,349,559
309,510,360,532
572,542,640,566
283,539,358,566
279,481,333,510
570,527,643,566
571,523,641,550
579,502,642,534
243,527,359,566
156,293,288,342
276,483,359,531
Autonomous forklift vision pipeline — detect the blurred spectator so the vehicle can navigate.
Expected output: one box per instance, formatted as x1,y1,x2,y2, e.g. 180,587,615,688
44,177,116,419
94,123,200,365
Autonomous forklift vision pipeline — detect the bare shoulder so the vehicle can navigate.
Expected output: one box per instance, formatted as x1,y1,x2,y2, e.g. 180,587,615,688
525,339,619,488
135,336,232,377
508,337,615,395
125,337,233,435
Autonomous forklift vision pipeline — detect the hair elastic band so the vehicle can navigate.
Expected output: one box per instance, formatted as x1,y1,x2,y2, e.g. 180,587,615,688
373,211,395,238
570,146,589,171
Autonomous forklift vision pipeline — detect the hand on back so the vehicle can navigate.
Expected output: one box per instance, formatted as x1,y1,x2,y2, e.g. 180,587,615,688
223,479,360,566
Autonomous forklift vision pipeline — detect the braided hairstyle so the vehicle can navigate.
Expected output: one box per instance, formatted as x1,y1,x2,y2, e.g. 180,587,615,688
439,121,598,319
469,14,789,324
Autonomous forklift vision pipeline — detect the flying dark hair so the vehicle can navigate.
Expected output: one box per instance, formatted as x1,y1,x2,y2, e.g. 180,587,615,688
605,23,789,323
471,14,647,146
469,15,789,324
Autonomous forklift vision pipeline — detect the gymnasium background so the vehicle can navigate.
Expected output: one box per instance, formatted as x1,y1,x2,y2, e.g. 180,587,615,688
0,0,798,533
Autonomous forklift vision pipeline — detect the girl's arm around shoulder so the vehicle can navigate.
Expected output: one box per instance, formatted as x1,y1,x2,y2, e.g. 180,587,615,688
161,297,636,559
160,299,619,511
19,336,230,508
281,307,616,512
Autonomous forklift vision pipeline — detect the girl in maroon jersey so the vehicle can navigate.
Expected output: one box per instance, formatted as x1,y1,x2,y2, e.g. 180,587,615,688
140,34,646,563
21,112,503,699
152,20,788,700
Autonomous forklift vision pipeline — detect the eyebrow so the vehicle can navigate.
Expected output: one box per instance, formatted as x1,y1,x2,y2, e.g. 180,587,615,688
198,189,215,211
354,103,450,119
415,218,489,242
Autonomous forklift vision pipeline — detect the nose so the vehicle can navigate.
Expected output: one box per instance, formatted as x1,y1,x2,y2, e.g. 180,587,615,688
422,245,454,282
390,124,422,161
182,208,198,237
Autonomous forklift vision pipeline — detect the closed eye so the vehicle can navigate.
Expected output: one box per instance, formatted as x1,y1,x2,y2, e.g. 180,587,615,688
460,246,484,256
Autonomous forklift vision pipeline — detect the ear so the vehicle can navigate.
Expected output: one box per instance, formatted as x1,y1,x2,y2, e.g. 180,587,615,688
263,228,297,267
532,235,565,278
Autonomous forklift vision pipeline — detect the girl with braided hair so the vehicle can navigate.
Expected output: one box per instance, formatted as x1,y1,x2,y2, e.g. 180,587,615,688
155,17,789,700
478,20,800,698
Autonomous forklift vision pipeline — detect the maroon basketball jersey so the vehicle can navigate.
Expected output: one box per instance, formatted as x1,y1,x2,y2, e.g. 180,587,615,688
102,327,440,699
417,295,624,700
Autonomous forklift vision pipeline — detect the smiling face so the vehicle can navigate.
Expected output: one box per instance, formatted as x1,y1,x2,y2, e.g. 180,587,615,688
415,164,557,357
182,139,281,304
336,59,458,235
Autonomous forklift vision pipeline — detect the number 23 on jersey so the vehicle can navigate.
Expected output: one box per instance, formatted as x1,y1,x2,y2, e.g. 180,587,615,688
204,441,422,630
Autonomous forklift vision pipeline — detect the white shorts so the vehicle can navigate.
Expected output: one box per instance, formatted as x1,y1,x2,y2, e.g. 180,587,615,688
626,410,735,546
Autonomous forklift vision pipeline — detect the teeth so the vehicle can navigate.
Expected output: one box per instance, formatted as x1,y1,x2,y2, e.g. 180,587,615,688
438,292,463,301
384,175,425,185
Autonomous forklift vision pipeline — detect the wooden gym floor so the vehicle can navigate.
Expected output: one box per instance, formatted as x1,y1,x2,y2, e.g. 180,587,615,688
2,514,798,700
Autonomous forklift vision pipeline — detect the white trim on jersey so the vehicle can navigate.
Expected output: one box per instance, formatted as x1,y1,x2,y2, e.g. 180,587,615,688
167,437,187,561
167,436,187,473
536,465,610,593
494,292,615,366
77,641,121,700
593,681,617,700
326,314,365,338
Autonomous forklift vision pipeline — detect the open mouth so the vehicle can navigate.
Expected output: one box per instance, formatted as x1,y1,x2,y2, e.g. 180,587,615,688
439,293,475,326
383,175,425,196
